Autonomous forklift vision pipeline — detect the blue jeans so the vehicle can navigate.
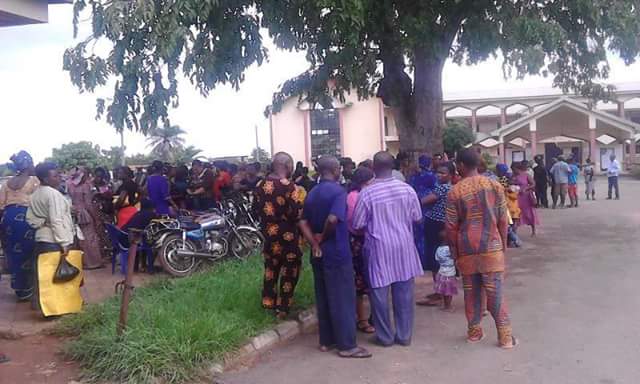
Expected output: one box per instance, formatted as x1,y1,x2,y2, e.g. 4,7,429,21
608,176,620,199
369,278,415,346
311,258,357,351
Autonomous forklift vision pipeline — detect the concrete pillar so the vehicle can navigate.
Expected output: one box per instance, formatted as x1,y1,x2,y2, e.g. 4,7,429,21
498,137,506,164
618,101,626,118
530,119,537,158
471,110,478,132
589,115,597,165
629,134,636,169
501,108,507,126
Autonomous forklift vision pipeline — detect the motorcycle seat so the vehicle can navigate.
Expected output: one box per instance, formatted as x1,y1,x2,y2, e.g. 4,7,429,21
180,220,201,231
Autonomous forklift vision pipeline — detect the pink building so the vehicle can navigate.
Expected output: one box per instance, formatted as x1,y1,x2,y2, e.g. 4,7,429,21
269,83,640,172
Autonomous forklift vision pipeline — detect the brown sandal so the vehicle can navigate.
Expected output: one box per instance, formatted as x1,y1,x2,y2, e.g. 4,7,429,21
357,320,375,334
500,336,519,350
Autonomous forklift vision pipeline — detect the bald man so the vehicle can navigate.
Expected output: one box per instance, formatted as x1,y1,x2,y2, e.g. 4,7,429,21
353,151,423,347
254,152,305,319
299,156,371,358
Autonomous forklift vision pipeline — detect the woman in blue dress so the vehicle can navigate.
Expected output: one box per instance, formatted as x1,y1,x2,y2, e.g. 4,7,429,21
0,151,39,300
408,155,437,271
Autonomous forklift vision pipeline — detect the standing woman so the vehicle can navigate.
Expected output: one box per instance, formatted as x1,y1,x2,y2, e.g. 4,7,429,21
0,151,39,300
67,167,105,269
408,156,437,272
346,166,375,334
514,162,539,236
417,162,454,306
114,166,140,228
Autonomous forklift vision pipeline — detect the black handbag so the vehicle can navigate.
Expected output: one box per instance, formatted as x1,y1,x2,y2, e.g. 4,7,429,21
53,253,80,284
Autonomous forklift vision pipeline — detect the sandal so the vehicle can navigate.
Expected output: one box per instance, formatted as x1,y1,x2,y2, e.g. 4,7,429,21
466,327,485,343
338,346,372,359
500,336,519,350
357,320,375,334
416,298,442,307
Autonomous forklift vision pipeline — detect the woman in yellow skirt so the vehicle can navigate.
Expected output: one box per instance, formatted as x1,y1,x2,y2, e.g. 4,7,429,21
26,162,83,317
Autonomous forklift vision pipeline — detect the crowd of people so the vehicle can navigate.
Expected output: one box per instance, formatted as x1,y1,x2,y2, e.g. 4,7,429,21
0,145,623,364
253,148,625,359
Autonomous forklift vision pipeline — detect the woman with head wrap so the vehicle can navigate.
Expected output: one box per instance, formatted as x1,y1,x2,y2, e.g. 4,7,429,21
67,166,105,269
0,151,39,300
408,155,438,272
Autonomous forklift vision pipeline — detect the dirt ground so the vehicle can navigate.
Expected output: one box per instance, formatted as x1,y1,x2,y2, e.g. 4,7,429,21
2,178,639,384
220,178,640,384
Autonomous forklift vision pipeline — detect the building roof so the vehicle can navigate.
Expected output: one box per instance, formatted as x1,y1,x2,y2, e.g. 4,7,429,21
480,97,640,143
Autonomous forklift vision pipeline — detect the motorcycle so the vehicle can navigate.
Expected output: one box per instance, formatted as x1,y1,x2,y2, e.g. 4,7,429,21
148,201,263,277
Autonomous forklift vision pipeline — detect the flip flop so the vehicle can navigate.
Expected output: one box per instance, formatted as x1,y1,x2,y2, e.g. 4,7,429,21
357,320,375,334
500,336,519,350
338,346,372,359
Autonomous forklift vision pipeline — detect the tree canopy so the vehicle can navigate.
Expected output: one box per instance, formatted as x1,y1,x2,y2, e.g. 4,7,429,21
443,119,475,156
47,141,109,170
250,147,271,162
146,125,186,162
66,0,640,156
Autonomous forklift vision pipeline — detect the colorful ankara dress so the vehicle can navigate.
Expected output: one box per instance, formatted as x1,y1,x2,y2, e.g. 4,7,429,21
254,177,304,315
0,176,39,300
445,175,513,346
353,177,423,346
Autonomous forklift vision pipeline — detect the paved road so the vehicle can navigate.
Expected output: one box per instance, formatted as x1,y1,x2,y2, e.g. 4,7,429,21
221,178,640,384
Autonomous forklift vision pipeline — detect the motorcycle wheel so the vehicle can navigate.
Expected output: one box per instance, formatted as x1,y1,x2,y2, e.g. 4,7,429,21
160,234,198,277
230,229,264,261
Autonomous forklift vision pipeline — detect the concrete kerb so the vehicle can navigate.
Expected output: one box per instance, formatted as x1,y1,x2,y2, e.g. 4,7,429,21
218,307,318,374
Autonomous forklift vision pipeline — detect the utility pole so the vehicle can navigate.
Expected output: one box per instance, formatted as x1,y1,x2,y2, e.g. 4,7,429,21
254,124,260,162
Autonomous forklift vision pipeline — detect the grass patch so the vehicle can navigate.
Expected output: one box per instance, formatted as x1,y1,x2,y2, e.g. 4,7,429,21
54,255,315,383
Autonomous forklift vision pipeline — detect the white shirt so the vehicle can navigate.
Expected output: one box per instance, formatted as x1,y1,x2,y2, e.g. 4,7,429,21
27,185,75,246
608,159,621,177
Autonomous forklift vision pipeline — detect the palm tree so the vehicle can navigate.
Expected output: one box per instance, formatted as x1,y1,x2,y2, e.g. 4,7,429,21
174,146,203,164
146,125,186,162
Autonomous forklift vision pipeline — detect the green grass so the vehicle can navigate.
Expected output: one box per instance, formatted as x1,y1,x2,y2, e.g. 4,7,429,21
54,255,315,383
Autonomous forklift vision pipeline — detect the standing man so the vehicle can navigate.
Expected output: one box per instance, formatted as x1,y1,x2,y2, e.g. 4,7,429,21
549,155,570,209
353,151,423,347
299,156,372,358
446,149,517,349
254,152,305,320
533,155,549,208
607,153,621,200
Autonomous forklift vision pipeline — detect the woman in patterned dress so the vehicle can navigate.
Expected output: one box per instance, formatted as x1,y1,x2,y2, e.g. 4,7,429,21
0,151,39,300
346,166,375,333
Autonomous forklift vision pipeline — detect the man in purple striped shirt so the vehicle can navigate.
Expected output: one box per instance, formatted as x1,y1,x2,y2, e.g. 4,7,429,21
353,151,423,346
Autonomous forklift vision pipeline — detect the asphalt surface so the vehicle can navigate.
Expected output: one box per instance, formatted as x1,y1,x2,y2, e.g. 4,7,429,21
221,178,640,384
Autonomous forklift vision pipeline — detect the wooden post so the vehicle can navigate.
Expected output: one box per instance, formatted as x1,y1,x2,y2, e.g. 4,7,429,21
116,230,142,338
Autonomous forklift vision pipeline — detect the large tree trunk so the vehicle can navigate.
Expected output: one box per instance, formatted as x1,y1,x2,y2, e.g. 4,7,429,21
393,48,446,158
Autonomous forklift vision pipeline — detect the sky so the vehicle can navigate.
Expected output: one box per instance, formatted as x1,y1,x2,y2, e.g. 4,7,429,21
1,4,640,163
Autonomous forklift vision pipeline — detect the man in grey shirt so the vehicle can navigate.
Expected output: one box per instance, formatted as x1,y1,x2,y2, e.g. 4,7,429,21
550,156,570,209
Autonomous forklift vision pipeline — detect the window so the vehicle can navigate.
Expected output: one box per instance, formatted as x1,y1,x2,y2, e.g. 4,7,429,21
310,109,341,158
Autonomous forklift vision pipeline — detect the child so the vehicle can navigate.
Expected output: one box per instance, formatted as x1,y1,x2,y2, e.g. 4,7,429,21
433,229,458,311
568,157,580,207
496,164,522,247
584,158,595,200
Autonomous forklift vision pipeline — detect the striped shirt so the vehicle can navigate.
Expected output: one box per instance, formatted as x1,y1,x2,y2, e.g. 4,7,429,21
352,177,424,288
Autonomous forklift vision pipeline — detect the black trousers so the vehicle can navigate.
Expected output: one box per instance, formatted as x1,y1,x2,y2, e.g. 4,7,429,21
312,257,357,351
535,183,548,208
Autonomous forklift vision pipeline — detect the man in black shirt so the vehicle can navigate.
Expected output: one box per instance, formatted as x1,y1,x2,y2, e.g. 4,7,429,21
533,155,549,209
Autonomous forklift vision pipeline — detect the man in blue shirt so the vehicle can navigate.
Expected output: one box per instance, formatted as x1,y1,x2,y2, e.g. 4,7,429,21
567,157,580,208
299,156,372,359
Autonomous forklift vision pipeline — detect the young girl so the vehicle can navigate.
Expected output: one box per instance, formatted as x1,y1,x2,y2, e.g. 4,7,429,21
347,166,375,333
433,229,458,311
